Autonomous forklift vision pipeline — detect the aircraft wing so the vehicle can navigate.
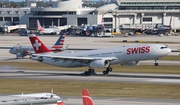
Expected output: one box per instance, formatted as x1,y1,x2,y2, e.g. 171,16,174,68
33,54,117,61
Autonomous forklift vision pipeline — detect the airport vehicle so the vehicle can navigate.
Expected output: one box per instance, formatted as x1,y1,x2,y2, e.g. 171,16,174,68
37,20,61,35
9,33,66,59
82,89,94,105
18,28,30,36
28,33,171,76
85,13,105,36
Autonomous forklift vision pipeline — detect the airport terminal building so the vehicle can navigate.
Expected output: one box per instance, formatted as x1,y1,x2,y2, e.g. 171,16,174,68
0,0,180,31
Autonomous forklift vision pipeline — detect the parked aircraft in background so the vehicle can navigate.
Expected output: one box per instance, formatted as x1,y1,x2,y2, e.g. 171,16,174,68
12,93,61,99
9,33,66,59
2,92,64,105
28,33,171,76
82,89,94,105
86,13,105,36
37,20,61,35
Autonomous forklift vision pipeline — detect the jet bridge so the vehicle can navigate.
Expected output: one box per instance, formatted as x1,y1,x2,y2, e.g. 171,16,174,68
3,24,27,33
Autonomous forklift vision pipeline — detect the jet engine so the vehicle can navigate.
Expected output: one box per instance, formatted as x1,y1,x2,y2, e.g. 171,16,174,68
121,61,140,66
89,60,109,68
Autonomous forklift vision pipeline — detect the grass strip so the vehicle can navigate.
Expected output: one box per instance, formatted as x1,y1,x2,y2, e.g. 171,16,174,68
0,79,180,99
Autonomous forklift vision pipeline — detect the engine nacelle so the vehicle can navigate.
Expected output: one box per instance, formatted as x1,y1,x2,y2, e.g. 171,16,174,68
89,60,109,68
121,61,140,66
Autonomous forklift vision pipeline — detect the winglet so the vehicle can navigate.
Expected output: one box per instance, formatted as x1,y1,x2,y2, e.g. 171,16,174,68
28,33,51,53
82,89,94,105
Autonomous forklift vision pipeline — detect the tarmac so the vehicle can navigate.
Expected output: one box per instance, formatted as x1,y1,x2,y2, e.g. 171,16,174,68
1,33,180,105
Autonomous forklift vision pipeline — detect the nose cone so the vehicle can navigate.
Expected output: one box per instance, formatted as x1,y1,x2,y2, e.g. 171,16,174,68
166,48,172,55
9,49,13,54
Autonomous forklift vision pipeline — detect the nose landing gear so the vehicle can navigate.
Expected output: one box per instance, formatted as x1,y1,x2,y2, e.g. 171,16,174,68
154,59,158,66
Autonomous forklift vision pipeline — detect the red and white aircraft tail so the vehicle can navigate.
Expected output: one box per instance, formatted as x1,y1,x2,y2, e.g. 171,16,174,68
51,33,66,51
82,89,94,105
28,33,51,54
101,12,104,26
37,20,44,32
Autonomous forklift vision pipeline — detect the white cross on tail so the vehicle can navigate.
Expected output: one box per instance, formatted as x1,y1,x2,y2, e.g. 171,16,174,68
33,40,41,50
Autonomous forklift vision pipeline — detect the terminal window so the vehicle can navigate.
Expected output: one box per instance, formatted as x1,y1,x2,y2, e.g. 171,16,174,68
104,24,113,28
0,17,3,21
13,17,19,21
104,18,113,22
143,17,152,22
4,17,11,21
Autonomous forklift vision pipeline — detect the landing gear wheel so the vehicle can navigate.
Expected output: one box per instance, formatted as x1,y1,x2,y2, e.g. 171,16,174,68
103,71,106,75
84,69,95,76
154,63,158,66
108,67,112,72
154,59,158,66
91,69,95,73
85,71,90,76
103,71,109,75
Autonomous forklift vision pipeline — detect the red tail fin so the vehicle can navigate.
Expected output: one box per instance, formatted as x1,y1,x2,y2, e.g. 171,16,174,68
37,20,44,32
28,33,51,54
57,101,65,105
82,89,94,105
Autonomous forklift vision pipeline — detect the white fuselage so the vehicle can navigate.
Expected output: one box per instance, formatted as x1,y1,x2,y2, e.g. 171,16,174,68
40,28,60,35
40,44,171,68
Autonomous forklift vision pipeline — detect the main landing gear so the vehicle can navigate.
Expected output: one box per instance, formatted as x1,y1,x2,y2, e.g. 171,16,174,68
103,67,112,75
84,68,95,76
154,59,159,66
84,66,113,76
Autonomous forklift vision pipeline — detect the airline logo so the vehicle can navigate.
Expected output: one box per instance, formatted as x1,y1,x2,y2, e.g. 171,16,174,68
101,12,104,25
126,46,150,55
37,20,44,31
33,39,41,50
60,34,66,45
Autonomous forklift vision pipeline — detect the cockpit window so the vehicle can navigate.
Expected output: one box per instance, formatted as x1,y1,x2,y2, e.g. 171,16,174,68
161,46,167,49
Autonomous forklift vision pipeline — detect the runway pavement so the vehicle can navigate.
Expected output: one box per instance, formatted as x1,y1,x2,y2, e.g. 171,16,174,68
1,70,180,84
63,96,180,105
1,34,180,50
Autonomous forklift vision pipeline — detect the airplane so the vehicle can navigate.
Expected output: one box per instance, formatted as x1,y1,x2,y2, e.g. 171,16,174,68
11,93,60,99
82,89,94,105
37,20,61,35
9,33,66,59
11,92,65,105
28,33,171,76
85,13,105,36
